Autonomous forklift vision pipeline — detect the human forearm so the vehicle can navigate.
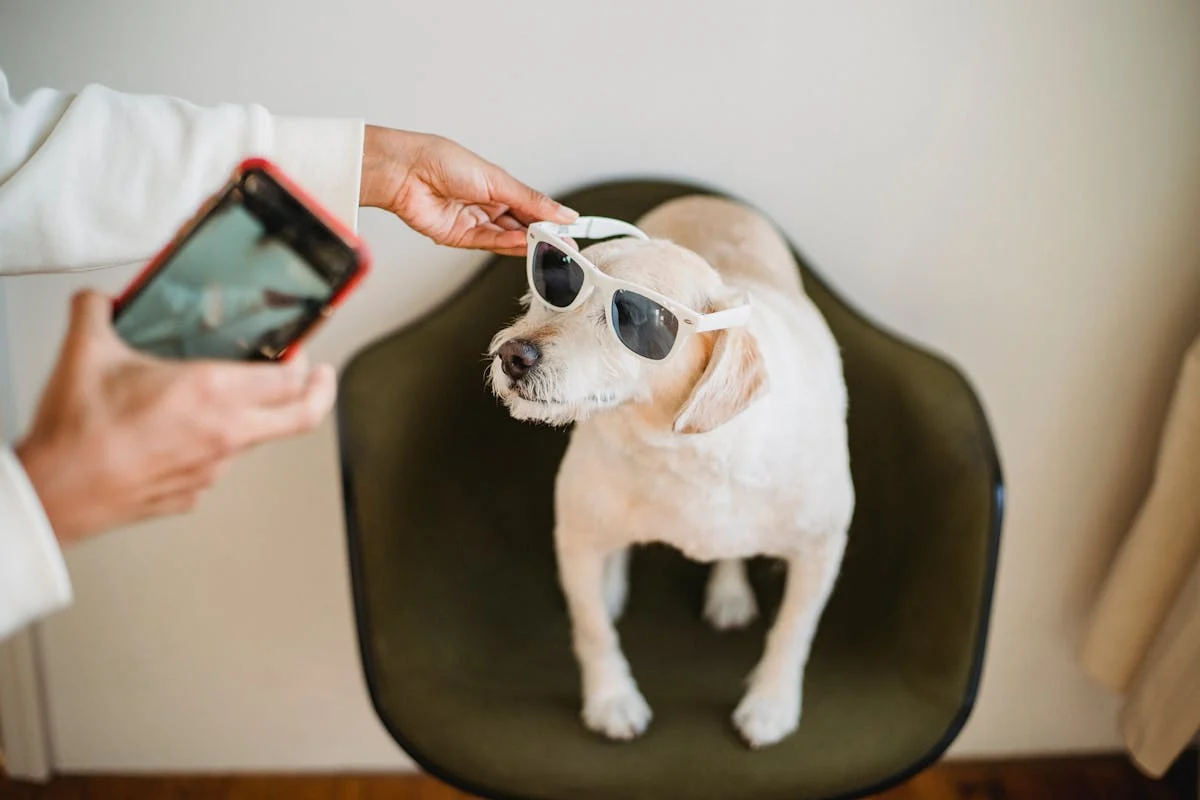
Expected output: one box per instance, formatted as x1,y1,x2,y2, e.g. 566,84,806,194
0,68,363,274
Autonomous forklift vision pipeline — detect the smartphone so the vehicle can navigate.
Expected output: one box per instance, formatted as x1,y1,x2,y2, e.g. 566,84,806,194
112,157,370,362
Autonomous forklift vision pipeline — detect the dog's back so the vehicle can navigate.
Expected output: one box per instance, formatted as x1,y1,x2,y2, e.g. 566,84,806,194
616,193,853,549
634,193,846,456
636,194,804,299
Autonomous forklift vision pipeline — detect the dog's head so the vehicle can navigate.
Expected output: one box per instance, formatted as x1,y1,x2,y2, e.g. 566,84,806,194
487,237,767,433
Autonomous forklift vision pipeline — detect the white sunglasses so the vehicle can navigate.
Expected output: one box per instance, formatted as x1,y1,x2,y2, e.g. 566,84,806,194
525,216,752,362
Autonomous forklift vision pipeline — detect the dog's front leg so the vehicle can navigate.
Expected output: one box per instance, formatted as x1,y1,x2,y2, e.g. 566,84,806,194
733,533,846,748
557,540,651,740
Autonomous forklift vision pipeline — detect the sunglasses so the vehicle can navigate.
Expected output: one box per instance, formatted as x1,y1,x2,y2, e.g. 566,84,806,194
525,217,752,362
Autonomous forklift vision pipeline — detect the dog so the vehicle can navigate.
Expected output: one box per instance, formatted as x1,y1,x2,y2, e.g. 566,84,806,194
486,194,855,748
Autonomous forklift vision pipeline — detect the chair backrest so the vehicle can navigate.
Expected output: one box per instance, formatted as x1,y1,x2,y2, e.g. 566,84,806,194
337,178,1004,800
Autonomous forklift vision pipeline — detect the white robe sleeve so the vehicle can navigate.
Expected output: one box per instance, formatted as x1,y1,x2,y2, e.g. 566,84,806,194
0,447,71,642
0,66,365,640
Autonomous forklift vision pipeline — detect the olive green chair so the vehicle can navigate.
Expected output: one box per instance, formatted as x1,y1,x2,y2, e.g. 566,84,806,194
337,179,1004,800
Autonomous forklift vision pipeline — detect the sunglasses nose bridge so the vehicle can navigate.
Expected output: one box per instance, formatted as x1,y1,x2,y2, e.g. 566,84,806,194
577,280,598,305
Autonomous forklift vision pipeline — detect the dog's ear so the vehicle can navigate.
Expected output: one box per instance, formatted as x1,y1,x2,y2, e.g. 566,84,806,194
672,296,768,435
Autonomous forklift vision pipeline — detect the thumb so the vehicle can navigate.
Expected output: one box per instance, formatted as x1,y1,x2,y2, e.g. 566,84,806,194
68,289,116,337
46,290,120,390
64,289,123,359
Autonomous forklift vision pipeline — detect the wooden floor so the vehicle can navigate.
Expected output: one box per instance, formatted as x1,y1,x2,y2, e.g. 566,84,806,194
1,752,1195,800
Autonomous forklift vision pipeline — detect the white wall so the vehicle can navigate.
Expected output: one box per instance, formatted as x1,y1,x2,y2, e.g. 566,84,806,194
2,0,1200,773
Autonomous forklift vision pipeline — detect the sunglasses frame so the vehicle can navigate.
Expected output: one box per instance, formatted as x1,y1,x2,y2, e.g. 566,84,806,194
525,217,752,362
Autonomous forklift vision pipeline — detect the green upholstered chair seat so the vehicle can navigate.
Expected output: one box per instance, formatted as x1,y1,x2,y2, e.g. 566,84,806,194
337,180,1003,800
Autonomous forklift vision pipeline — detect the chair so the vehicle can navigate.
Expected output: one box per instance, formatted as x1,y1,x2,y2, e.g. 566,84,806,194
336,179,1004,800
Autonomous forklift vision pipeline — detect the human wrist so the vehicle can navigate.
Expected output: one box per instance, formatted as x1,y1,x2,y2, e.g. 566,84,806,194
359,125,422,209
14,436,81,546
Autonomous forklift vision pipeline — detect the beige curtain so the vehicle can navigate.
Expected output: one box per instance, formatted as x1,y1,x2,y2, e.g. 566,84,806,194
1081,335,1200,778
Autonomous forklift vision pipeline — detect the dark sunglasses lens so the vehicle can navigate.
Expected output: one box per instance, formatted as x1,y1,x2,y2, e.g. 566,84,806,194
532,242,585,308
611,289,679,360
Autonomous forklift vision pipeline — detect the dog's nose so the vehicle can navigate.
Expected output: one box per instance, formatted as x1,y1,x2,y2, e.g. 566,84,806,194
498,339,541,381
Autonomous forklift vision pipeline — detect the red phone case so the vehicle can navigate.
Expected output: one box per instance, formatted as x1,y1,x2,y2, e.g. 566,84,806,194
112,157,372,362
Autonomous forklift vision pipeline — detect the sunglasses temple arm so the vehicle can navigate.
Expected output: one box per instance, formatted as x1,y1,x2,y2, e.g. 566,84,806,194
551,218,650,241
694,304,753,332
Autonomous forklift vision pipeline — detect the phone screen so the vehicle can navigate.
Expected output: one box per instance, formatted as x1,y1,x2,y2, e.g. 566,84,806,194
114,169,357,361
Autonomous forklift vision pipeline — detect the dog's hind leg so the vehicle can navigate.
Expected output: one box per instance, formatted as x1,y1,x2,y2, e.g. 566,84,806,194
704,558,759,631
557,540,652,741
603,547,631,622
732,531,847,748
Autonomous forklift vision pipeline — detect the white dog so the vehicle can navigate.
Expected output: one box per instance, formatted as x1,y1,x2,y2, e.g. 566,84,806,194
487,194,854,749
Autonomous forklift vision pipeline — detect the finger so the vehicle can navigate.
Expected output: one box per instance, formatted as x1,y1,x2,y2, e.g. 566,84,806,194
190,355,313,409
227,363,337,449
131,490,204,523
493,212,525,232
457,227,530,255
486,168,577,224
499,206,542,227
134,459,227,504
475,203,527,233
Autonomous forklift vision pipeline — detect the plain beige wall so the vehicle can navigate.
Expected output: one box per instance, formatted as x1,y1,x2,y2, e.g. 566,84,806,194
2,0,1200,773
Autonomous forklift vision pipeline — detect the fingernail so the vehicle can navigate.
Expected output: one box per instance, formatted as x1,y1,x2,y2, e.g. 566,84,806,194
558,204,579,221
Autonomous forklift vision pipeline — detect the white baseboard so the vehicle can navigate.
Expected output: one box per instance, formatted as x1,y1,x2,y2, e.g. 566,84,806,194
0,629,51,782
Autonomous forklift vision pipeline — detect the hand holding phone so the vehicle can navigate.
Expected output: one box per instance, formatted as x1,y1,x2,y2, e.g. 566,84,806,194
112,158,370,362
18,290,338,545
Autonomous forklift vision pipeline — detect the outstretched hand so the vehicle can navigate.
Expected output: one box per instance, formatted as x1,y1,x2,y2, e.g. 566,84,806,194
359,126,577,257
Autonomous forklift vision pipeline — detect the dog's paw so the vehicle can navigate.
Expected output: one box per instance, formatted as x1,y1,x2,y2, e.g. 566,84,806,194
583,685,652,741
732,683,801,749
704,576,758,631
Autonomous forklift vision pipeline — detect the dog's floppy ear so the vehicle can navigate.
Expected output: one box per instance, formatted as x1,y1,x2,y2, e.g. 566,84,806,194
672,294,768,435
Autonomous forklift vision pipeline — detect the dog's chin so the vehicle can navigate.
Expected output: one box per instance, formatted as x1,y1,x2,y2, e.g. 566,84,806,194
493,383,624,428
502,394,586,427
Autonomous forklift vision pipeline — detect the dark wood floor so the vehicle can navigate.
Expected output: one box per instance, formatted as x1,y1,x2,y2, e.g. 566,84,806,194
1,752,1195,800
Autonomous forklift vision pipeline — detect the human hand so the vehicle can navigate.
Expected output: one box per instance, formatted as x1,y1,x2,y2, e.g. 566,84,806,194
15,291,337,545
359,126,578,257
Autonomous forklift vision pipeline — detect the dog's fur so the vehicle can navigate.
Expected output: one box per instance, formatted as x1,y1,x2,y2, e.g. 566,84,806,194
487,195,854,748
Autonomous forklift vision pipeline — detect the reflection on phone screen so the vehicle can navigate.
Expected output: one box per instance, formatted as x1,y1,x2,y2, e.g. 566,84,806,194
114,202,333,360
